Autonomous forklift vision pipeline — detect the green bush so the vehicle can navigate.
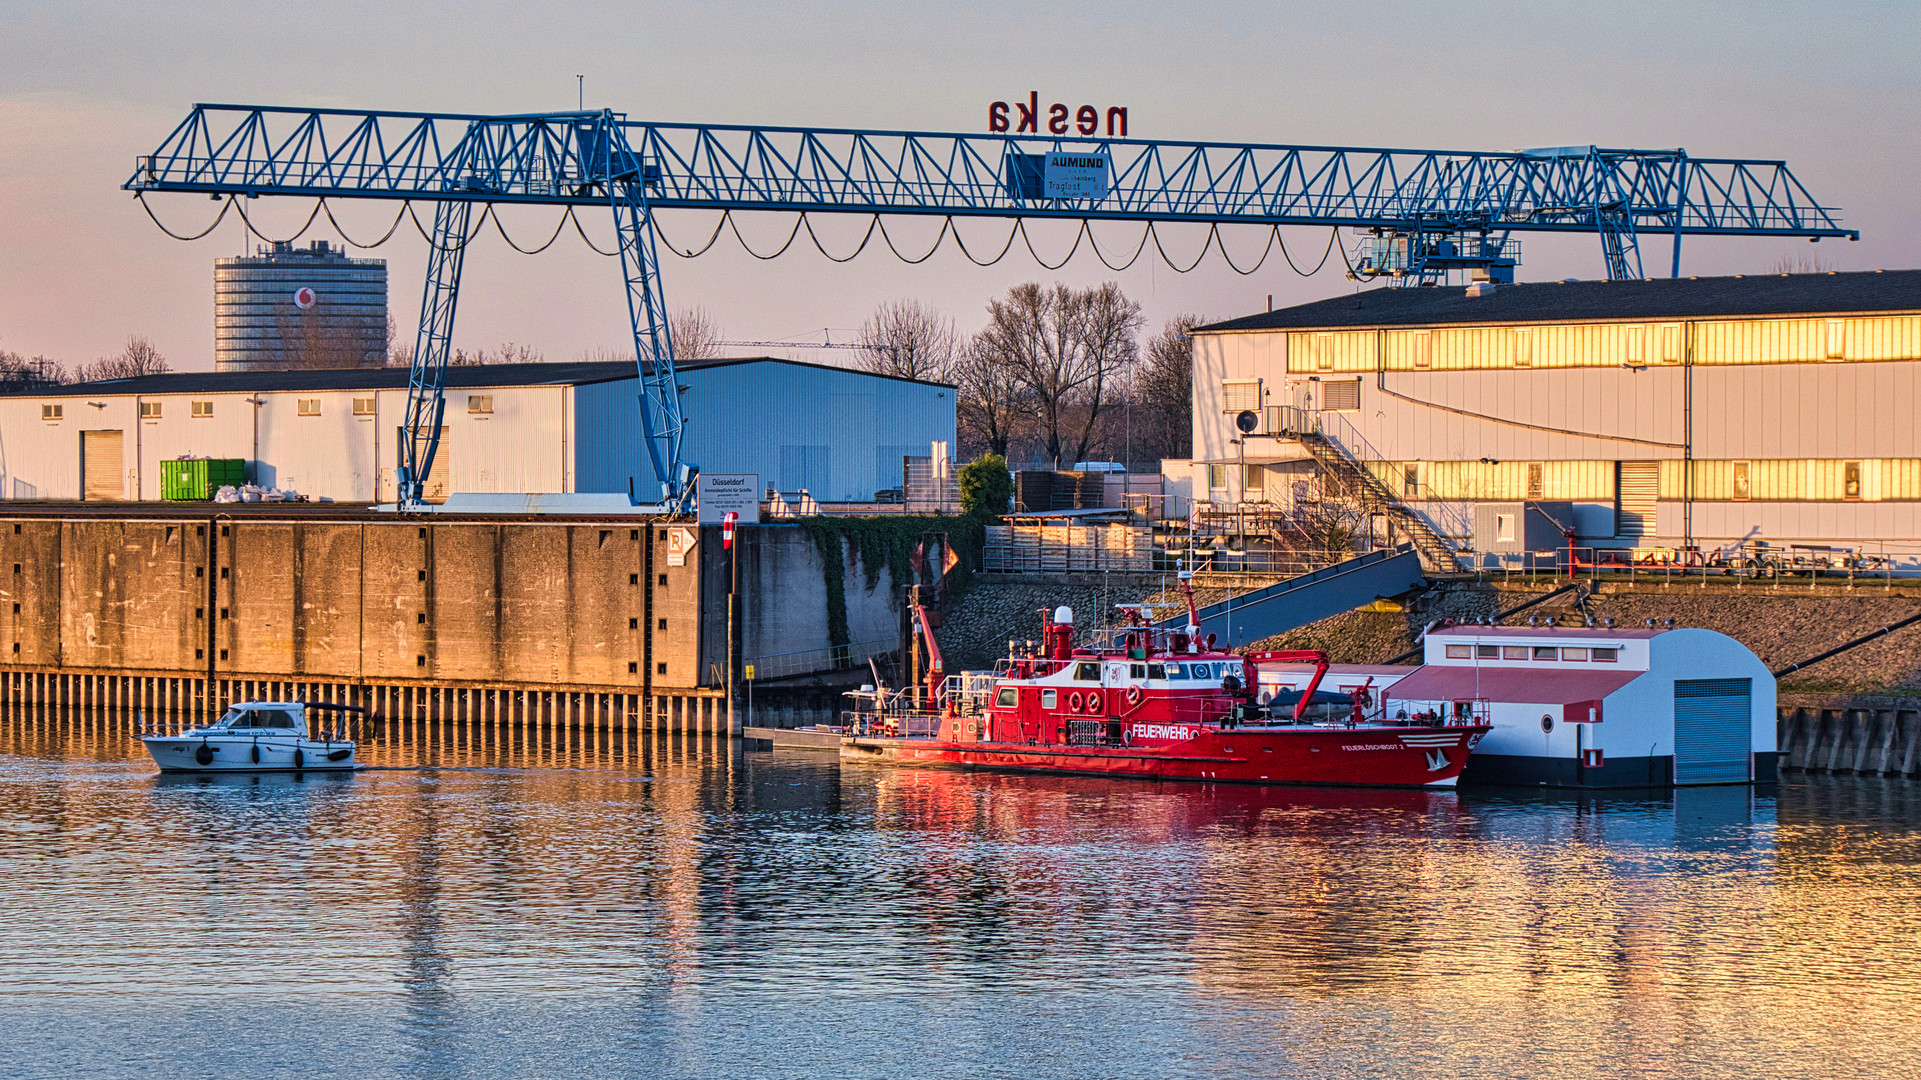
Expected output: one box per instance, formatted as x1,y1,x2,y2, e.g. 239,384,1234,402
958,455,1013,523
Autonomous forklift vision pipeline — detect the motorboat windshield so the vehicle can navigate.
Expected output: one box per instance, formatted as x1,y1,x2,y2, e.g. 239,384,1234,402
212,705,303,733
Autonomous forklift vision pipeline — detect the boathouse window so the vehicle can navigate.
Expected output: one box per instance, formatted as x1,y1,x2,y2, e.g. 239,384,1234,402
41,404,60,421
1503,646,1529,660
1533,647,1558,661
1592,648,1620,663
296,398,321,416
1445,644,1471,659
1562,647,1589,661
995,687,1017,708
1041,689,1057,709
191,400,213,418
1072,662,1099,681
1477,645,1499,659
1147,663,1165,679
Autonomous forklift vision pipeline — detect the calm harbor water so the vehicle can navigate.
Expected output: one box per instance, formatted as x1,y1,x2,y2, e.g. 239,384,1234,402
1,717,1918,1080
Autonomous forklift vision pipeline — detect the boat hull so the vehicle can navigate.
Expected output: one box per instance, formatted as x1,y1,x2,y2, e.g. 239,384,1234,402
141,735,358,773
841,724,1488,788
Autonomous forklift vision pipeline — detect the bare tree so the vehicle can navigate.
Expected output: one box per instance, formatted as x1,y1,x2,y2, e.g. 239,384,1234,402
856,299,958,382
669,307,721,363
974,281,1142,468
954,336,1031,459
1769,252,1837,274
1130,314,1202,462
74,336,171,382
0,349,64,388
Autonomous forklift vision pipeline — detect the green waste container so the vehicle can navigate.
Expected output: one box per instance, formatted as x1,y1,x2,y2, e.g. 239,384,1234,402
160,458,247,501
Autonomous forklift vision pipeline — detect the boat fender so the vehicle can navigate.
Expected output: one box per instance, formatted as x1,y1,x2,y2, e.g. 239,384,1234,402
250,744,260,764
1069,691,1084,713
293,748,305,769
1125,686,1143,707
326,748,352,762
194,742,214,767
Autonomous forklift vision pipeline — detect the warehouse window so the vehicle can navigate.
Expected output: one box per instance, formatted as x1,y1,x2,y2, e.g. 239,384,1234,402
191,400,213,418
1221,379,1261,412
1403,464,1421,498
1562,647,1589,661
1313,333,1332,371
1732,462,1750,501
1624,325,1645,364
1660,323,1684,363
40,404,61,421
139,402,161,419
1527,463,1544,500
1844,461,1862,500
1445,644,1471,659
1494,514,1516,543
1512,328,1533,367
1208,463,1227,493
1322,379,1360,412
1243,463,1264,500
1411,331,1431,369
1533,646,1558,661
1477,645,1498,659
352,397,375,416
1502,646,1529,660
1826,320,1848,360
1592,648,1619,663
296,399,321,417
467,395,494,414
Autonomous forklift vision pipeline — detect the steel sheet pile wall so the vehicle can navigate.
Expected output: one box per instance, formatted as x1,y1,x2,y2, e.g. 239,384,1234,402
0,516,730,731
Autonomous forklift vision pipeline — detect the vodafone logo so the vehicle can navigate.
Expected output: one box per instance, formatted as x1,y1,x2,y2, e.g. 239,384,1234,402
293,287,317,309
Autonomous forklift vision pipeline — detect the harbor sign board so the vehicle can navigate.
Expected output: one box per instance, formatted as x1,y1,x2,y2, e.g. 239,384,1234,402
697,473,761,525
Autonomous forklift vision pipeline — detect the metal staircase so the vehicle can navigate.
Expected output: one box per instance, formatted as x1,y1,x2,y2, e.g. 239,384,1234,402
1295,430,1467,573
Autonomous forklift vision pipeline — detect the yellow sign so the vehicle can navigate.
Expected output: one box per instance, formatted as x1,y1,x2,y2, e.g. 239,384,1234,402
744,664,756,681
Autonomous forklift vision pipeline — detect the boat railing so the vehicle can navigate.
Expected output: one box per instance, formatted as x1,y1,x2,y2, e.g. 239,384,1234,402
1378,697,1491,727
837,710,941,738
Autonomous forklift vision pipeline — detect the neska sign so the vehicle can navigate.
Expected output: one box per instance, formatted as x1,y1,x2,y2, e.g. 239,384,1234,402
988,92,1128,137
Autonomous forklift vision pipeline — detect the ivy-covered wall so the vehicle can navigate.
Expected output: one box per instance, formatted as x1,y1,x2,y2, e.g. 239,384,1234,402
798,517,980,666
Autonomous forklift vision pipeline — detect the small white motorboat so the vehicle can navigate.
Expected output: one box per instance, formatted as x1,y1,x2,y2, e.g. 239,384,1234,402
140,701,377,773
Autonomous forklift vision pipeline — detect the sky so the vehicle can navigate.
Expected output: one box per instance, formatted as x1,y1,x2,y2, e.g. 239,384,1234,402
1,0,1918,371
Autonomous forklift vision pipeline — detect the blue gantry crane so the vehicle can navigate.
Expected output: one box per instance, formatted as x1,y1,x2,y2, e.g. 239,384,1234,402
125,105,1857,508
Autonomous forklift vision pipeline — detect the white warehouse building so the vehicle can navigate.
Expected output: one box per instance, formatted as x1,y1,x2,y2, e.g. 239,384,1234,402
1190,270,1921,567
0,358,955,504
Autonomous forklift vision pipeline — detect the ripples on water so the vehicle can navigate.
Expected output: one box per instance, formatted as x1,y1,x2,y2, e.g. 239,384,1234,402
1,714,1917,1079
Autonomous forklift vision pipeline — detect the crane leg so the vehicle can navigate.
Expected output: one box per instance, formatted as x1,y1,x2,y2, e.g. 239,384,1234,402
397,197,472,508
609,178,687,503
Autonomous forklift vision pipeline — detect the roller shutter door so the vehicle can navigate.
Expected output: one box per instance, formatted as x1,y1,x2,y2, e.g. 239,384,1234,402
81,430,125,501
1616,461,1658,538
1673,678,1752,784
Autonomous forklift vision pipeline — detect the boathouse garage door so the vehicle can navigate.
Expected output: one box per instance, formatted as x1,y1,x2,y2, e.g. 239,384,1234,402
1673,678,1752,784
80,430,125,501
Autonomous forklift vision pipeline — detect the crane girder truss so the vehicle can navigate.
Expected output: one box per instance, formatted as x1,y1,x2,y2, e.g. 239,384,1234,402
125,104,1857,504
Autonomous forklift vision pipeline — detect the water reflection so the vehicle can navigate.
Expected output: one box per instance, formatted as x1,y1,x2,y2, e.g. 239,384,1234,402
0,712,1917,1079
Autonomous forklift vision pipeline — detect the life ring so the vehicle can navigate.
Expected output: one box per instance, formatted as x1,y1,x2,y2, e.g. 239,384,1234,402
1125,686,1144,707
1084,692,1102,715
1068,691,1084,713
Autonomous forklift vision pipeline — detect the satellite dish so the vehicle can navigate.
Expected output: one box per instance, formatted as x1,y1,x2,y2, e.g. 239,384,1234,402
1234,409,1260,434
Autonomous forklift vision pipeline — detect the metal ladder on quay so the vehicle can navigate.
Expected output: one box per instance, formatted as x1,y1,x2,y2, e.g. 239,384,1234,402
1295,431,1467,574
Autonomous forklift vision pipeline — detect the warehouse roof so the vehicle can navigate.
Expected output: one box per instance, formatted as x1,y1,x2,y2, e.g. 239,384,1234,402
1195,269,1921,333
29,356,952,397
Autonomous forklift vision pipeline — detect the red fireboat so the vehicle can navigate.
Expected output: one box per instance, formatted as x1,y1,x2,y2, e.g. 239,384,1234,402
838,580,1490,788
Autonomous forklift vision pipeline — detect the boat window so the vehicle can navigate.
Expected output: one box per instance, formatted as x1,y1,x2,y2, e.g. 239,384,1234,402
1445,644,1471,659
256,710,298,729
1533,646,1558,661
995,687,1018,708
1147,663,1165,680
226,711,254,728
1477,645,1498,659
1165,664,1187,680
1592,647,1620,663
1562,647,1589,661
1072,662,1100,681
1041,689,1057,709
1129,663,1146,678
1502,646,1529,660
